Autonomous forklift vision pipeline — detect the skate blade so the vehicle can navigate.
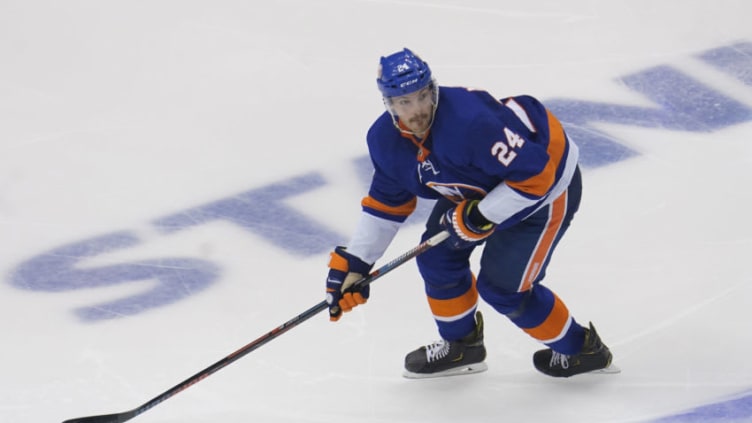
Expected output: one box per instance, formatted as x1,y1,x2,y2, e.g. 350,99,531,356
589,364,621,375
402,362,488,379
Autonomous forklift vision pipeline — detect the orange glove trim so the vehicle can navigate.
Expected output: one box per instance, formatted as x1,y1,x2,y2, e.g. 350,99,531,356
328,251,349,272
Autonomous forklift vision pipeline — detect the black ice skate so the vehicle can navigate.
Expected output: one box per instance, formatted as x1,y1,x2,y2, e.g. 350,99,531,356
403,311,488,379
533,322,620,377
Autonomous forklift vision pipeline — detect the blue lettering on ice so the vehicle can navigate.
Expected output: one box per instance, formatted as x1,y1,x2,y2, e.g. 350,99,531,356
152,172,342,256
698,41,752,86
652,389,752,422
548,63,752,167
9,232,219,321
6,41,752,321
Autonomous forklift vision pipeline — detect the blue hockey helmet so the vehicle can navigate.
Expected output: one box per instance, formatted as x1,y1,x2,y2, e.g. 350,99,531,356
377,48,433,98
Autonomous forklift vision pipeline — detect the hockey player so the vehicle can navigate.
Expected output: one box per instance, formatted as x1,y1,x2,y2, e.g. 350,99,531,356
325,48,616,378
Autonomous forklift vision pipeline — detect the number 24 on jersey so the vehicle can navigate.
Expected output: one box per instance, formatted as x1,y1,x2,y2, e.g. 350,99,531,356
491,127,525,166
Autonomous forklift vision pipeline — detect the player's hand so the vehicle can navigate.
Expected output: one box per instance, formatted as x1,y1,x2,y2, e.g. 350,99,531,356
440,199,496,249
326,247,373,321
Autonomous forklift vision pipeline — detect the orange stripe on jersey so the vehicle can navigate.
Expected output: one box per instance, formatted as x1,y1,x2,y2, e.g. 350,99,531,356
361,195,417,217
518,191,567,292
427,277,478,320
506,110,567,197
522,293,571,342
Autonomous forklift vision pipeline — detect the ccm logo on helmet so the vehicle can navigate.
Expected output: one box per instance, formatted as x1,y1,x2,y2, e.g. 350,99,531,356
400,78,420,88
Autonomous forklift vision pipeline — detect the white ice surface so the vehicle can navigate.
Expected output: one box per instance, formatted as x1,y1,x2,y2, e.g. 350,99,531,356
1,1,752,422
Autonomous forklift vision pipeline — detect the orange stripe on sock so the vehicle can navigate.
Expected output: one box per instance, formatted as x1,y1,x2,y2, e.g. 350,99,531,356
519,192,567,292
427,277,478,320
522,293,571,342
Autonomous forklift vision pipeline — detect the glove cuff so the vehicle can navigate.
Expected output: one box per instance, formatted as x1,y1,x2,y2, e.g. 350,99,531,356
466,200,494,229
453,200,496,241
329,246,373,275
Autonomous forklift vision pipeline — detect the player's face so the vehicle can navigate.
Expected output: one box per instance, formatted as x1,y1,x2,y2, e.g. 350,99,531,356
389,86,435,135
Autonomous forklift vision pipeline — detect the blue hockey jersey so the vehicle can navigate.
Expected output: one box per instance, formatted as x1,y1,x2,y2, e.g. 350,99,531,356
347,86,579,264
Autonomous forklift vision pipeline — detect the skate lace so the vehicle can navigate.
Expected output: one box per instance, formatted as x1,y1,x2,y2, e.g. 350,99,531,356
550,351,570,369
425,340,451,363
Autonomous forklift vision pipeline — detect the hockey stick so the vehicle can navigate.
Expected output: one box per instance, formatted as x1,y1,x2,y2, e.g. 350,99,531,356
62,230,449,423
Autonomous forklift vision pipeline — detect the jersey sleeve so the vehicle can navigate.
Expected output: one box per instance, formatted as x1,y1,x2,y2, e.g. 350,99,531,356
472,95,577,228
345,118,419,264
362,115,419,223
345,212,401,265
362,163,418,223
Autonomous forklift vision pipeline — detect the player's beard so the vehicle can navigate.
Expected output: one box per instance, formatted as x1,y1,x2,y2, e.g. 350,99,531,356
407,113,431,134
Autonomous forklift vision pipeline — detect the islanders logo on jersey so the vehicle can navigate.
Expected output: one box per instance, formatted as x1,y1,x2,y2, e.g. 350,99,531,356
426,182,488,203
419,158,487,203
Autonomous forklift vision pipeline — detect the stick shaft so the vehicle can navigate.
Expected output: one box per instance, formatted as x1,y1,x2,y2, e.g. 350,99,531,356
62,230,448,423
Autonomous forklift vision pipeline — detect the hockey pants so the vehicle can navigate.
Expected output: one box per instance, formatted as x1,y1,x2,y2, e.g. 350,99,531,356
416,166,586,354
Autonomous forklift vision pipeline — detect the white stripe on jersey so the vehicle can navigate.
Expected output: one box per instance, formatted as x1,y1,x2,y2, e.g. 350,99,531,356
478,139,579,226
346,212,401,264
505,98,537,133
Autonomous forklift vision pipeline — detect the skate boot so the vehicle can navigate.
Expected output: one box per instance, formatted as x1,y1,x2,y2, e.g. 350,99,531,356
533,322,619,377
403,311,488,379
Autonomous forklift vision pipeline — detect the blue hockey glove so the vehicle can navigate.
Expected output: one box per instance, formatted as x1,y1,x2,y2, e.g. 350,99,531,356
326,246,374,322
440,199,496,249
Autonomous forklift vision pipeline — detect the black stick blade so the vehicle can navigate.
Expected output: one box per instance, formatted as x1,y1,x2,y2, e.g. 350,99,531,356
62,410,136,423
